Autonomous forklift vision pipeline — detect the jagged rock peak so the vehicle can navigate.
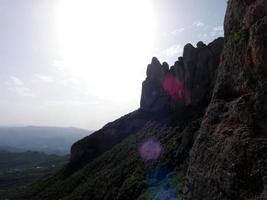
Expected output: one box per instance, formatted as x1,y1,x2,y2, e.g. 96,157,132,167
146,57,164,80
196,41,206,48
162,62,169,72
140,38,224,112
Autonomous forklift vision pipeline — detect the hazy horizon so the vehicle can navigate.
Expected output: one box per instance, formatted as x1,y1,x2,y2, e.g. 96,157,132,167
0,0,227,130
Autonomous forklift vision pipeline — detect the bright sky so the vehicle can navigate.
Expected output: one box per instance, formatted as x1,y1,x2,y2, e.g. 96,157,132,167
0,0,227,130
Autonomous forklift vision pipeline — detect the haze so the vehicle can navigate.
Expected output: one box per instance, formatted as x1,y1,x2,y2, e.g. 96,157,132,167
0,0,227,129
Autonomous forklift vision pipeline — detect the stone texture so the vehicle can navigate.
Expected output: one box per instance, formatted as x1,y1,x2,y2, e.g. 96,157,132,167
185,0,267,199
14,1,267,199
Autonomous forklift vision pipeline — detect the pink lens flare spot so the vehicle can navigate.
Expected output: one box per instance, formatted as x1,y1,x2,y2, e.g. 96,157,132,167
139,138,162,161
162,74,189,102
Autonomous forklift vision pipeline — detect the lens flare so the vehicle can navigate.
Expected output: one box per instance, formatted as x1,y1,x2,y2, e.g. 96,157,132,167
139,138,162,161
145,168,180,200
162,74,189,103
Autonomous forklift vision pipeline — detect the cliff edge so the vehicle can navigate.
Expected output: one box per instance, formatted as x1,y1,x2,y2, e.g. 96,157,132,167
185,0,267,199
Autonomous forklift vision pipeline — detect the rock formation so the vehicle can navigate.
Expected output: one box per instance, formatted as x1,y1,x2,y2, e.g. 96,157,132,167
16,37,224,200
140,57,169,112
185,0,267,199
69,38,224,174
69,38,223,174
15,1,267,199
140,38,224,112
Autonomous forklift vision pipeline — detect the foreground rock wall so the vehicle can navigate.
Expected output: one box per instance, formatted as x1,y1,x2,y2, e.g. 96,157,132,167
185,0,267,199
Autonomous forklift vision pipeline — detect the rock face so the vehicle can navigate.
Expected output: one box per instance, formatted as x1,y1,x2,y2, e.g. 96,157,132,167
185,0,267,199
140,57,169,112
73,38,223,166
69,38,224,173
140,38,224,112
14,1,267,199
17,37,224,199
67,38,223,174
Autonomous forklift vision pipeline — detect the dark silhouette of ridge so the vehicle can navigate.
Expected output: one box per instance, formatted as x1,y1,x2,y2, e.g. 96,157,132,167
14,0,267,199
15,38,225,200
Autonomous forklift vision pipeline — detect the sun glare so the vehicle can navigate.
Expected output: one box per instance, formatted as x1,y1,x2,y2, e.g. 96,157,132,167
55,0,156,103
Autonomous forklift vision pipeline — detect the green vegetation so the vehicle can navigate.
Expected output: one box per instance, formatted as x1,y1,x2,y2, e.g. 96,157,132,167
0,151,68,200
16,122,186,200
233,27,249,42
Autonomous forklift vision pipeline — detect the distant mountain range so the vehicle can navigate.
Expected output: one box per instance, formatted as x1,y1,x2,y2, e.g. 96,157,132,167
0,126,93,155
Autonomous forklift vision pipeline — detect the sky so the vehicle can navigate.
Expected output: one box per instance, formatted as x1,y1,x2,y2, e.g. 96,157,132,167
0,0,227,130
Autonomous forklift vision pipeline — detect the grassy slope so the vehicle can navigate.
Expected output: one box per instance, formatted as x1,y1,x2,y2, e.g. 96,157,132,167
18,122,188,200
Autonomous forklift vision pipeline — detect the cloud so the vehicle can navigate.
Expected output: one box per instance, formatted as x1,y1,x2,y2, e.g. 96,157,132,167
193,21,205,27
211,26,224,36
8,76,35,97
10,76,24,86
14,86,35,97
36,75,54,83
197,33,209,39
52,59,65,71
171,28,185,35
162,44,183,57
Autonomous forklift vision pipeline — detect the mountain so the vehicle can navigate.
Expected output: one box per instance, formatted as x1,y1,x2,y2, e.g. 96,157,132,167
0,127,93,155
15,0,267,199
15,39,223,199
0,150,68,200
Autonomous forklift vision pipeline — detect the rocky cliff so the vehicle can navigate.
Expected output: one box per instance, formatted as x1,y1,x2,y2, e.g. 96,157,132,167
140,38,223,112
69,38,223,174
15,0,267,199
17,38,224,200
185,0,267,199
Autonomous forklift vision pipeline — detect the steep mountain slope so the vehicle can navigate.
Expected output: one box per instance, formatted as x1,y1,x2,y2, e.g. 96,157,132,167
11,1,267,199
69,37,223,173
15,37,224,200
185,0,267,199
19,123,184,200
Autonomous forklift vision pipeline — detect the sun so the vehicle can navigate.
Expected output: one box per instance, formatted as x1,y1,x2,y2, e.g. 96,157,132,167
54,0,156,103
